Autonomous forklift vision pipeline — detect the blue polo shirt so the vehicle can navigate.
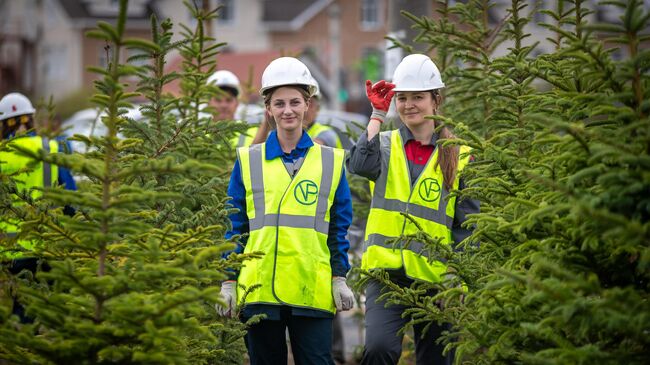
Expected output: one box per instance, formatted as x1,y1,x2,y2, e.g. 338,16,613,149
225,130,352,319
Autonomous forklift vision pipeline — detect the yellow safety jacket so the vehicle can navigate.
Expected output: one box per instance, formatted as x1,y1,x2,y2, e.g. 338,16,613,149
361,130,471,283
0,135,58,258
231,125,260,148
307,123,343,149
236,142,345,313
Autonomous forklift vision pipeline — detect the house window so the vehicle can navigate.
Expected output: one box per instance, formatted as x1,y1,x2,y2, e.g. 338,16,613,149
217,0,235,24
42,45,66,82
126,48,149,68
98,44,114,69
533,0,545,24
360,0,381,29
360,47,383,81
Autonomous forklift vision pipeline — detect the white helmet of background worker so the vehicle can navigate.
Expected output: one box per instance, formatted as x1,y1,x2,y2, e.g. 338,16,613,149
309,76,322,99
260,57,317,96
392,54,445,91
0,92,36,121
207,70,241,97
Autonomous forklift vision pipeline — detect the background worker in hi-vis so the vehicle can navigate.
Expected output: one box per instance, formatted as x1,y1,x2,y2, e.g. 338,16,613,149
348,54,480,365
0,92,76,322
303,77,343,149
206,69,259,147
217,57,355,365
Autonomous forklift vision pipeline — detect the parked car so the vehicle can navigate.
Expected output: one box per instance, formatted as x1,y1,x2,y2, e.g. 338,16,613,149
60,107,141,153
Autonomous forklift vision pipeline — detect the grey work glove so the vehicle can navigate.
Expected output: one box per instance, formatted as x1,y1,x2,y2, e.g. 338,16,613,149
332,276,354,311
215,280,237,318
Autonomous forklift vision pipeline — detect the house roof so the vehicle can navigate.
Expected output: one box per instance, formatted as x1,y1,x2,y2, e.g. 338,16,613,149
262,0,334,31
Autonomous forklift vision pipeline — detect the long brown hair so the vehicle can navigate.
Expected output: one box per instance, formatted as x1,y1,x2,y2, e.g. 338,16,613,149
431,90,459,190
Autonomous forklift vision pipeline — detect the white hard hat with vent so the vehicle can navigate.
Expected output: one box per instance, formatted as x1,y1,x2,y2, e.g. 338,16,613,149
207,70,241,96
0,92,36,120
260,57,317,96
392,54,445,92
309,76,321,98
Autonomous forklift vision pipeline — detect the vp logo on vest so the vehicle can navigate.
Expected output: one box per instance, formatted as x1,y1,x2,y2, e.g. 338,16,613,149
418,178,441,202
294,180,319,205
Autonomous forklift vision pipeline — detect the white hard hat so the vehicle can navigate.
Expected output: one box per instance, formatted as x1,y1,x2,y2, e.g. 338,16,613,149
392,54,445,92
309,76,321,98
207,70,241,96
0,92,36,120
260,57,316,96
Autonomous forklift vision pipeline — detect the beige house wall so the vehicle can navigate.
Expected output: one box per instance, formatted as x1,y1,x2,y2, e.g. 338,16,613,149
155,0,270,52
81,28,151,89
38,0,84,100
269,0,388,99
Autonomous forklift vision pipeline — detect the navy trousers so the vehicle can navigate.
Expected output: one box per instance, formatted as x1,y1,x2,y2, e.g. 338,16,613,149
361,280,453,365
245,307,335,365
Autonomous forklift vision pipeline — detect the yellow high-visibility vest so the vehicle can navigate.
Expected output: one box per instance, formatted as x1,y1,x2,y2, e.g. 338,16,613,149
307,122,343,149
361,130,471,283
236,142,345,313
231,125,260,148
0,135,58,258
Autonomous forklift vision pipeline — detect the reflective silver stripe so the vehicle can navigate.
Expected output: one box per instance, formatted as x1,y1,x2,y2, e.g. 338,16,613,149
315,147,335,234
247,144,266,230
372,131,392,198
372,130,454,230
364,233,449,262
371,195,452,229
252,213,328,235
237,133,247,147
41,137,52,187
247,145,332,235
1,232,18,238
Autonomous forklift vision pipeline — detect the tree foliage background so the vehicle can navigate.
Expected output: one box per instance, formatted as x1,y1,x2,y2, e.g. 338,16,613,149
0,1,255,364
1,0,648,364
362,0,649,364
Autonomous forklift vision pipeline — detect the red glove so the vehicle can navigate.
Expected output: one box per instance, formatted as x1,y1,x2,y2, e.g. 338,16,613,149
365,80,396,112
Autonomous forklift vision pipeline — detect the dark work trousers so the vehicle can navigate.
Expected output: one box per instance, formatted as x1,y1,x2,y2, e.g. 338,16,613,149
360,280,453,365
332,312,345,363
5,257,49,323
245,308,335,365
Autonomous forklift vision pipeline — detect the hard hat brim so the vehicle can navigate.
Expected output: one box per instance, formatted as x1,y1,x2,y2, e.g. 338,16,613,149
392,85,445,92
0,108,36,120
260,83,316,96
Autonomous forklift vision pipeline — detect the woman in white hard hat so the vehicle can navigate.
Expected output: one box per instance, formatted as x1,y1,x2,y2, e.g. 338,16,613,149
206,69,259,147
217,57,355,365
348,54,480,365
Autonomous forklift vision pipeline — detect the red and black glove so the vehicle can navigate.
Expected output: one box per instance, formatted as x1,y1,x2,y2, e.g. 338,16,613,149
366,80,395,123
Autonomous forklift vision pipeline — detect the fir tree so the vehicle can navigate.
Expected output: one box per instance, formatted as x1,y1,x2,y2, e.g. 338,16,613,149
357,0,650,364
0,1,256,363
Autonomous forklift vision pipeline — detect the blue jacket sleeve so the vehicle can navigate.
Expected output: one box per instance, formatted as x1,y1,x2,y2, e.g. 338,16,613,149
58,168,77,191
224,159,249,258
56,137,77,191
328,166,353,277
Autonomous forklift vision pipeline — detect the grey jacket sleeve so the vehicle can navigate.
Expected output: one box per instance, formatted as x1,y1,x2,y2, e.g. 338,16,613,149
346,131,381,181
314,129,339,148
452,177,480,249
